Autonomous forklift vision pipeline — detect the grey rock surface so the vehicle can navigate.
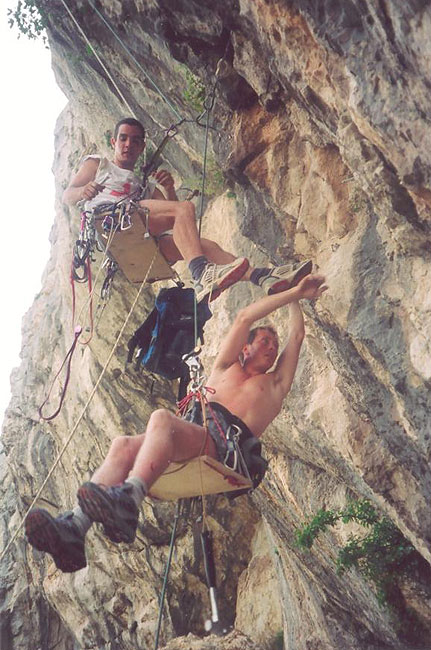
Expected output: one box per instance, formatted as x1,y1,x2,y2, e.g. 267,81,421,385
1,1,431,649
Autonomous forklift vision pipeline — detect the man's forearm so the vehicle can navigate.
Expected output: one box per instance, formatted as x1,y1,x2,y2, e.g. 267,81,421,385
288,300,305,338
63,185,84,205
164,185,178,201
240,285,302,325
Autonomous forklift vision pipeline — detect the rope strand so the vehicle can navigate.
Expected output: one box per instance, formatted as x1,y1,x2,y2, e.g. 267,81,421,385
87,0,183,121
59,0,137,118
0,247,159,564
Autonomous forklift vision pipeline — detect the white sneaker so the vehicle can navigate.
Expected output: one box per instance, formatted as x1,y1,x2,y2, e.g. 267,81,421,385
194,258,249,302
259,260,313,295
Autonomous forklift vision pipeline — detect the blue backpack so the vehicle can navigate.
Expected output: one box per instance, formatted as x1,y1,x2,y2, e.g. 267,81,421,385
127,287,212,395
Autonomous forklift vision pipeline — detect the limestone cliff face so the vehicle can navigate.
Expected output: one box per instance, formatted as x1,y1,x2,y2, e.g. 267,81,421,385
2,1,431,649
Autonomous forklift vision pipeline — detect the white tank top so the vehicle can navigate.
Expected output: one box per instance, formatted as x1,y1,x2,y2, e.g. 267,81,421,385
84,155,156,210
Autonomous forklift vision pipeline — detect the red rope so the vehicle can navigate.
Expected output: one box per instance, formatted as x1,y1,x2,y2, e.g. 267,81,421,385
70,253,94,345
176,386,227,443
38,326,82,421
79,256,94,345
176,386,215,414
70,260,77,328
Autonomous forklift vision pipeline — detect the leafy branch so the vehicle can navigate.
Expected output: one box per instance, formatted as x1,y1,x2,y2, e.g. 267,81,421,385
295,499,419,607
8,1,48,45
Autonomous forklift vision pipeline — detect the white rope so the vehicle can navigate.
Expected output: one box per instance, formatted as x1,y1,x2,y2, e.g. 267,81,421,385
87,0,183,121
0,247,159,564
59,0,137,118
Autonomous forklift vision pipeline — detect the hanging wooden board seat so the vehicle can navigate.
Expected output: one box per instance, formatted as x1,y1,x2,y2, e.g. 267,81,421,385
149,455,253,501
94,208,174,284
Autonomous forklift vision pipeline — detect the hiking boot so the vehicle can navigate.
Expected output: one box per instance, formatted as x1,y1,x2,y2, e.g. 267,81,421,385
77,482,139,544
25,508,87,573
194,258,249,303
259,260,313,295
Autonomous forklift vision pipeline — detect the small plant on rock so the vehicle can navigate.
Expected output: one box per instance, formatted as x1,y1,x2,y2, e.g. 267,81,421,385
181,65,206,113
295,499,420,609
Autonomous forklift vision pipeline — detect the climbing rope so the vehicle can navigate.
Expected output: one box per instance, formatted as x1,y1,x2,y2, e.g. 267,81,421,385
86,0,183,122
38,326,82,421
38,216,121,420
154,499,182,650
197,75,219,237
59,0,137,118
0,246,160,564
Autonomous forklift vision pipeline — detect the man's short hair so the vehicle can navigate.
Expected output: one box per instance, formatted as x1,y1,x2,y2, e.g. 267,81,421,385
114,117,146,140
247,325,278,345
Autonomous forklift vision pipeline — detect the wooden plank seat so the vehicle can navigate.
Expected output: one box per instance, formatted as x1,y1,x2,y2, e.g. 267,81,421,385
94,205,174,284
149,455,253,501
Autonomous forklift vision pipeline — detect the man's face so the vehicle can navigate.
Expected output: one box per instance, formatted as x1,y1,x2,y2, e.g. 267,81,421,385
243,329,279,371
111,124,145,170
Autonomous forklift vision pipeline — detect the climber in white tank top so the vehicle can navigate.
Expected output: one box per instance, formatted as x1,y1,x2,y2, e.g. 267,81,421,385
83,155,157,210
62,117,252,301
63,117,311,302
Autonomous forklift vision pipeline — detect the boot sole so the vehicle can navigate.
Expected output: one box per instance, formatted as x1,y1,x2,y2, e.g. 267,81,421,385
25,509,86,573
198,258,250,303
77,483,137,544
268,260,313,295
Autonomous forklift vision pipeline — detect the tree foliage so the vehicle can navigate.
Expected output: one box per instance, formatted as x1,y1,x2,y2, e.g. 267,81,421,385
8,1,48,45
295,499,419,607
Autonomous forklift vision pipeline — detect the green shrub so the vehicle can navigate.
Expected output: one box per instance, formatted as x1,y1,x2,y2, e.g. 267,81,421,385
295,499,419,609
181,66,206,113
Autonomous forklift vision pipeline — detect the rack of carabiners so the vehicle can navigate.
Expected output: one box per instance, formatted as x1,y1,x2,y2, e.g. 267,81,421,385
72,197,137,286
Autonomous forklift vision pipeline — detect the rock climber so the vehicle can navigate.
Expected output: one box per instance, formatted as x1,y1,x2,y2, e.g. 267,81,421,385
25,273,327,572
63,116,312,301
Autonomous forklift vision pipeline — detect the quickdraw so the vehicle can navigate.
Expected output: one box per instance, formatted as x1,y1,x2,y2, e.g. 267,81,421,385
100,259,119,301
140,124,179,188
71,209,102,283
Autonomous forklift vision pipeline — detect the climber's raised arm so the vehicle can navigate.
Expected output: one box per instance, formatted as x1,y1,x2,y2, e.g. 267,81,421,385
211,274,326,372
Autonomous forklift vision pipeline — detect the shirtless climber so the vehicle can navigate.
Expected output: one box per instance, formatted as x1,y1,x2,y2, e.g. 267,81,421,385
25,273,327,572
63,116,312,301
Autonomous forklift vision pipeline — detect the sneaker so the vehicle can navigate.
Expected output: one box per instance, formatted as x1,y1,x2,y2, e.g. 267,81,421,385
194,258,249,302
25,508,87,573
259,260,313,295
77,482,139,544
